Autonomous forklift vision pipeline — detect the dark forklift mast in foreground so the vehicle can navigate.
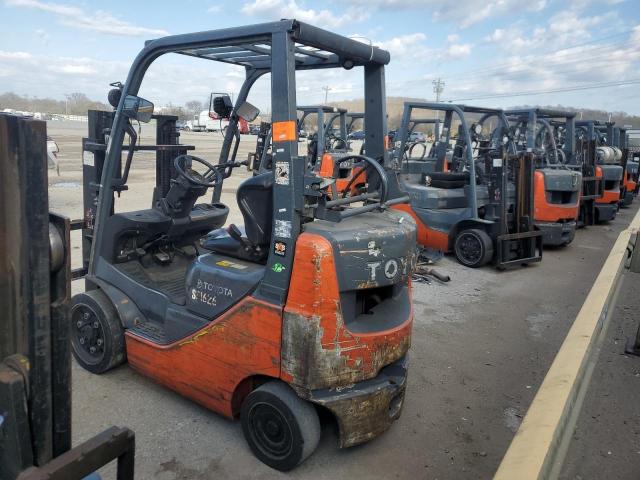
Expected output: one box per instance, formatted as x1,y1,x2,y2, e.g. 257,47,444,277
0,113,135,480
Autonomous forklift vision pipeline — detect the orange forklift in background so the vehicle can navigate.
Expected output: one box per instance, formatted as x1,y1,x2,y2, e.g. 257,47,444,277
576,121,622,223
71,20,416,471
507,109,581,246
298,105,366,196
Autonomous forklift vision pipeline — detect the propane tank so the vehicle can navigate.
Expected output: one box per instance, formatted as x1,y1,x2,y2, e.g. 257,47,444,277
612,147,622,162
596,146,620,164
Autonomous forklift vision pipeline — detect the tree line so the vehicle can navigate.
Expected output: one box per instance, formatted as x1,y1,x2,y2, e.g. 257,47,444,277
0,92,205,120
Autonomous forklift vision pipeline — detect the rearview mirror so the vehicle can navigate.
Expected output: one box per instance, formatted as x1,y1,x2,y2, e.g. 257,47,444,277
236,101,260,122
122,95,154,123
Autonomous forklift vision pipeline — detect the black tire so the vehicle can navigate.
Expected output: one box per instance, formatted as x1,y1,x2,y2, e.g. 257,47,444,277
70,290,126,374
454,228,494,268
241,381,320,471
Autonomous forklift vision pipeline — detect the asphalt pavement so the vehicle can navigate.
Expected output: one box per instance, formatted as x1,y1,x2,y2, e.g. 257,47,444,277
70,203,640,479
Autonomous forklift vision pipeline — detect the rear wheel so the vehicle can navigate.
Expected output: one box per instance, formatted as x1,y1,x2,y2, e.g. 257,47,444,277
454,228,494,268
70,290,126,374
241,381,320,471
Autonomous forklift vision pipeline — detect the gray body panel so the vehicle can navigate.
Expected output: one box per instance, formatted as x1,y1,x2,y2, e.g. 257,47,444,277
185,253,265,319
536,221,576,246
595,203,617,222
600,164,623,181
303,210,416,290
539,169,581,192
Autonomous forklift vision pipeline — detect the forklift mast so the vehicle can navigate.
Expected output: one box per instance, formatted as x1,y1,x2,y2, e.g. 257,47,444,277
0,113,135,480
79,112,193,283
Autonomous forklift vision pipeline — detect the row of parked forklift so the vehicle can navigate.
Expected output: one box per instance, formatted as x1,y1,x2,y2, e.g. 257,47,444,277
298,103,638,268
5,19,637,478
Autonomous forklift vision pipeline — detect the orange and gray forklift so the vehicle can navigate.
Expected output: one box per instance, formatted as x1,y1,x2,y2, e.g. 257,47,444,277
506,109,581,246
297,105,366,195
576,121,622,223
71,20,416,471
612,126,635,207
392,102,542,268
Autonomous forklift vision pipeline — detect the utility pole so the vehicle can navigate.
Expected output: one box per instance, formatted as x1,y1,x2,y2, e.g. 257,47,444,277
432,78,445,102
432,78,445,121
322,85,331,103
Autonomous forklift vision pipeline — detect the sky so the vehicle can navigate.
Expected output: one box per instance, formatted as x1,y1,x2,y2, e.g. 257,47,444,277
1,0,639,114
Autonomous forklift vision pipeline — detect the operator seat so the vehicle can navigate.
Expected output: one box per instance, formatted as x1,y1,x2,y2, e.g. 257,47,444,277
202,172,273,263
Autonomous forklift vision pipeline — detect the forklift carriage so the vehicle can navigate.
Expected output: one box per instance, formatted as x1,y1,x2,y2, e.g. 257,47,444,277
72,19,416,471
393,102,542,269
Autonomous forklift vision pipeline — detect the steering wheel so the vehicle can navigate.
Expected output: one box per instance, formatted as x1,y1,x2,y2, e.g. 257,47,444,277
174,154,223,187
335,154,389,204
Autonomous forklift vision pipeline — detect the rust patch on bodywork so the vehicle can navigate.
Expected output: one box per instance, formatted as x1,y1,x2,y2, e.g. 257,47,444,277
281,232,412,391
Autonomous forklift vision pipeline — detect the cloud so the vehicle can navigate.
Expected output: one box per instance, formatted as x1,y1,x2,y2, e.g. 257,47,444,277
0,50,33,59
347,0,548,28
437,25,640,103
374,33,429,60
0,47,258,108
207,5,222,13
5,0,169,37
443,42,472,59
241,0,369,28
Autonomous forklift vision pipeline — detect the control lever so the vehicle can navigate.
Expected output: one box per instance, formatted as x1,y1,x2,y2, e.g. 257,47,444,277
228,224,253,249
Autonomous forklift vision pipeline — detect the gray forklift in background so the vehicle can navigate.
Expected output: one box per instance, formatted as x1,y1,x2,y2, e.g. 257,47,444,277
392,102,542,268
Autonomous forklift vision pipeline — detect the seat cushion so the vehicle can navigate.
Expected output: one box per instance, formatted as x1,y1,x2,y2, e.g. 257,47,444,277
424,171,470,189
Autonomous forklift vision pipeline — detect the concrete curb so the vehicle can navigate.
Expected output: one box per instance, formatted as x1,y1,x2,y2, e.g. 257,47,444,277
494,208,640,480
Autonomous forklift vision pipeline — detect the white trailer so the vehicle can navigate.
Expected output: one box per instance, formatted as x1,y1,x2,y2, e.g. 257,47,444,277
185,111,229,133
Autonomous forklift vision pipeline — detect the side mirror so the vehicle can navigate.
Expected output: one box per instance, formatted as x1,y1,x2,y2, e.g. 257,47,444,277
236,101,260,122
212,95,233,119
122,95,154,123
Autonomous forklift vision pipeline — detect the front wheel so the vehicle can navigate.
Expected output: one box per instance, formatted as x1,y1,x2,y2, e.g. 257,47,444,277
70,290,126,374
241,381,320,471
454,228,494,268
